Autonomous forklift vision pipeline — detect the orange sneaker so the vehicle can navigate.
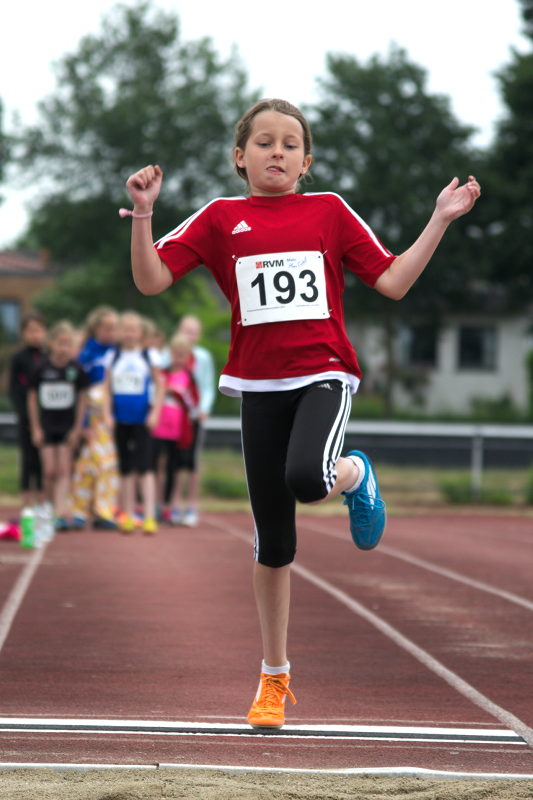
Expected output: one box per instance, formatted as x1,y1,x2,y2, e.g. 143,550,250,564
118,514,135,534
247,672,296,729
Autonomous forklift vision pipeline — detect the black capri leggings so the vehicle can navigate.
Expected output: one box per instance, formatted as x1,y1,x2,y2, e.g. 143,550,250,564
114,423,153,476
241,380,351,568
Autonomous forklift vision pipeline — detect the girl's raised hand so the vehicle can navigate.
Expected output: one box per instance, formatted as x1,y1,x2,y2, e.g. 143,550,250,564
435,175,481,223
125,164,163,211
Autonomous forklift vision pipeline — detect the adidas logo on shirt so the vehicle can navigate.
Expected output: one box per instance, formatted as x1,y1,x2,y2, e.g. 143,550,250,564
232,220,252,235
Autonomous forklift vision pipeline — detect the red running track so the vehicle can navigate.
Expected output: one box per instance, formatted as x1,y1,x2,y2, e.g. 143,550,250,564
0,511,532,775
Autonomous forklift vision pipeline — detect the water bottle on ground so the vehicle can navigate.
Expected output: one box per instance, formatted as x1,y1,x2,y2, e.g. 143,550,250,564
20,507,36,549
42,502,55,542
33,504,44,545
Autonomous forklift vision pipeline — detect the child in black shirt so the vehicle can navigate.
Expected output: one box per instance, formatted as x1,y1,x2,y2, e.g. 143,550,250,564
27,321,89,531
8,313,47,512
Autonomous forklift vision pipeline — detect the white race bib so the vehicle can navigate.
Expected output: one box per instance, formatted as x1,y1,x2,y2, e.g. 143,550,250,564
39,382,75,410
236,251,329,327
112,372,144,395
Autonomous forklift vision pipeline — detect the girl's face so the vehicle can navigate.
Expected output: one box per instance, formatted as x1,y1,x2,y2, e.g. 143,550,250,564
95,314,119,345
171,345,189,370
49,332,75,363
23,320,47,348
235,110,312,196
120,318,143,349
178,317,201,345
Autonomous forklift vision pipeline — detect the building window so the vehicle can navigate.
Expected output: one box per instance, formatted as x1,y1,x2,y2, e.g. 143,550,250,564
400,324,438,368
0,300,21,343
458,325,497,370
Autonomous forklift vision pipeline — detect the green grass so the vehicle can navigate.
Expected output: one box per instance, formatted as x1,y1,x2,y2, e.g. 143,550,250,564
0,444,532,510
0,443,19,496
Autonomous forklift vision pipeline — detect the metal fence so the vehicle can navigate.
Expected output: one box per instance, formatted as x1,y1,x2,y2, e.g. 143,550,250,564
1,413,532,494
201,417,533,493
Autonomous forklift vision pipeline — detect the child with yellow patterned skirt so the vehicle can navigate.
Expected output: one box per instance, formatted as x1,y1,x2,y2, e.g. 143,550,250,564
69,307,120,529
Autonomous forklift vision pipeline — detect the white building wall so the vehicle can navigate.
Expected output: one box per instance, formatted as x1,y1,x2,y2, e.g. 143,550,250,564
422,317,531,414
349,316,531,415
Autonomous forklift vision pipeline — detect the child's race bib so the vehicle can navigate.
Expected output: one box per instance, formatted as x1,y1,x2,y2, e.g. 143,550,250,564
112,372,144,395
236,251,329,327
39,382,75,410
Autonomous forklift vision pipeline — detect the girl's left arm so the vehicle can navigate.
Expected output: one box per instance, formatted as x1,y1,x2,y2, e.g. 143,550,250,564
69,389,89,446
147,368,165,430
374,176,481,301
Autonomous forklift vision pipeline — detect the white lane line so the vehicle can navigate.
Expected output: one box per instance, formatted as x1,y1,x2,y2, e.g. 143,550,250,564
1,762,533,779
205,516,533,749
0,718,523,744
0,544,47,654
301,519,533,612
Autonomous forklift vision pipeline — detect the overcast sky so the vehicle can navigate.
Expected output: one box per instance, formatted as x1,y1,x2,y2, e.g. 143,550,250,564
0,0,529,247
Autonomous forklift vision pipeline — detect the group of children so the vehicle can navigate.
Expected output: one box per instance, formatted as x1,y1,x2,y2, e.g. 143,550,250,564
8,307,215,535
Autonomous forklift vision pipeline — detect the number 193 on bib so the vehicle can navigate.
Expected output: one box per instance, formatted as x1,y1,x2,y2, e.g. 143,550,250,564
236,251,329,327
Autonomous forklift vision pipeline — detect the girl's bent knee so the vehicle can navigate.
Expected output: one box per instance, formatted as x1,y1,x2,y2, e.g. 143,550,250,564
285,464,327,505
256,536,296,568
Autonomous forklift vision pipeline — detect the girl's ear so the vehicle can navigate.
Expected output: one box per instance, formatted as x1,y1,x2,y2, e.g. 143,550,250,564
234,147,245,168
300,154,313,176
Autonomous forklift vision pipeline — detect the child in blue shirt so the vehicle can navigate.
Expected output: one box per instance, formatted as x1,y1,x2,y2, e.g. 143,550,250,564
104,311,164,535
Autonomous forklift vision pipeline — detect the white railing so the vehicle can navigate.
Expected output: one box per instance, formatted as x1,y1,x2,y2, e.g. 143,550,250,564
2,414,532,496
203,417,533,496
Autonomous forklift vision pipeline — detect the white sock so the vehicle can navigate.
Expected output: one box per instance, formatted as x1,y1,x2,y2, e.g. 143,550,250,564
345,455,366,494
262,660,290,676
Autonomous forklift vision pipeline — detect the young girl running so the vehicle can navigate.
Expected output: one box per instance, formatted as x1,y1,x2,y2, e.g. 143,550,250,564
122,98,480,728
27,321,89,531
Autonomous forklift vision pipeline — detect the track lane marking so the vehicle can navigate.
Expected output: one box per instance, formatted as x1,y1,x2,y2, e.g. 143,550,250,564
204,516,533,748
0,543,47,654
301,519,533,612
0,717,524,744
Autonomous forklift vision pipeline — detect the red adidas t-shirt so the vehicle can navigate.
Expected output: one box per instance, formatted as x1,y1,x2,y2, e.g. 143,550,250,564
155,192,395,396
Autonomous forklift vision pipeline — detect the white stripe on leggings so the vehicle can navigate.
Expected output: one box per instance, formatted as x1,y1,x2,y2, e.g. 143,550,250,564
322,382,352,494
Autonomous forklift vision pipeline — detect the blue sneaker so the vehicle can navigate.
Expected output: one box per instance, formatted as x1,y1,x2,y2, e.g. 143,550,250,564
93,515,118,530
54,516,71,533
342,450,386,550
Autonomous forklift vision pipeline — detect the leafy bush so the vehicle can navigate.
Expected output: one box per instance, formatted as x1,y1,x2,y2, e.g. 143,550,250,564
525,465,533,506
201,473,248,499
439,478,514,506
469,394,524,423
351,394,387,419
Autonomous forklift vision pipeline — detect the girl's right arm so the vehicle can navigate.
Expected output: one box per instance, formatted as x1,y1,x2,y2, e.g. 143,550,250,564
125,164,173,296
102,370,114,431
27,389,43,447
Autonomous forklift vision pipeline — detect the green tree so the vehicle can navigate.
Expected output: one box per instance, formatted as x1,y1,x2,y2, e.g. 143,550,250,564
307,46,484,410
17,0,257,324
477,0,533,306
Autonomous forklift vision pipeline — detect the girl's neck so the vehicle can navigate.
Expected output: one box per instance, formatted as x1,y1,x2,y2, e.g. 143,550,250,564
49,353,70,368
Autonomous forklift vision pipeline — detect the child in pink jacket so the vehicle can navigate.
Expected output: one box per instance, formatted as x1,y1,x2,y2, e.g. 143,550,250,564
151,334,199,523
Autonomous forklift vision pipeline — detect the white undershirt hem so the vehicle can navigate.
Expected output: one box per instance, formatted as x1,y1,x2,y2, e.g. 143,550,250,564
219,371,360,397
